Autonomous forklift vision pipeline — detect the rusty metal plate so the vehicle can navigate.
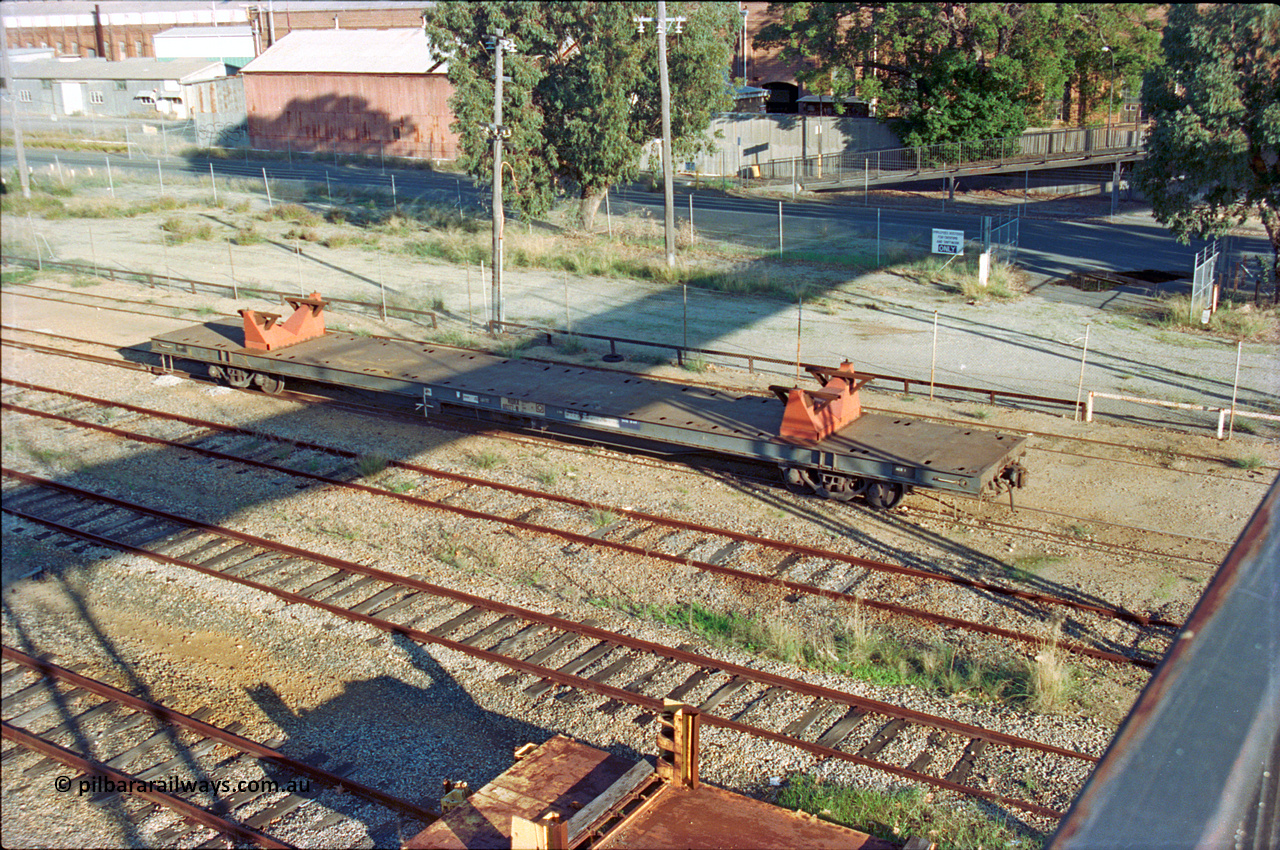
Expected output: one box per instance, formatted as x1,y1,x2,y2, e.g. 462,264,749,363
405,735,633,849
594,782,898,850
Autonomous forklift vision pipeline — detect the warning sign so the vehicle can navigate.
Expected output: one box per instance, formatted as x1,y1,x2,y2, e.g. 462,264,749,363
931,229,965,255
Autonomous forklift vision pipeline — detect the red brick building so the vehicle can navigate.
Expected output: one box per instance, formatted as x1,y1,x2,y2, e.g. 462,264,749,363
240,28,458,162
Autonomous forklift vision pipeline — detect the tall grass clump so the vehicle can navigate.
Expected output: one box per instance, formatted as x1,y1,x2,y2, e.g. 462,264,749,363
779,776,1031,850
1155,295,1278,339
1026,616,1073,713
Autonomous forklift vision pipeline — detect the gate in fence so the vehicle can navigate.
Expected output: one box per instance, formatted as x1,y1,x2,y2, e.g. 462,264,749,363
1191,241,1220,324
982,213,1021,266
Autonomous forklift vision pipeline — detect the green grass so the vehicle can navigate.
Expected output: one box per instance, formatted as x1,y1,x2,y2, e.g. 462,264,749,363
599,600,1057,708
1232,454,1265,470
231,225,263,245
632,350,672,366
588,509,619,528
261,203,322,227
160,216,214,244
386,479,417,494
681,356,710,373
558,334,587,355
532,468,559,488
778,776,1035,850
1123,295,1280,341
467,449,504,470
356,453,390,478
1006,553,1065,581
0,268,38,287
1068,524,1092,539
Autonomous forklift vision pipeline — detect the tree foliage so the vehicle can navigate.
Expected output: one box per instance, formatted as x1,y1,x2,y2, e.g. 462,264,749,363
423,2,736,227
754,3,1161,147
1135,4,1280,283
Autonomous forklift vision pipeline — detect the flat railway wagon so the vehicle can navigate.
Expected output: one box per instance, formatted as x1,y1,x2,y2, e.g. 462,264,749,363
150,294,1028,509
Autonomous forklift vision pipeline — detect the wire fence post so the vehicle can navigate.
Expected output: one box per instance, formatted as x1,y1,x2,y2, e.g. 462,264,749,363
295,236,302,296
379,253,387,320
1229,339,1242,439
209,162,217,205
262,167,272,206
777,201,783,256
105,155,114,199
1074,323,1091,421
157,159,164,195
794,292,803,383
929,310,938,401
466,264,474,329
682,283,688,351
876,208,881,266
326,170,332,203
227,235,238,300
391,173,397,209
88,224,97,279
28,213,41,271
605,189,612,237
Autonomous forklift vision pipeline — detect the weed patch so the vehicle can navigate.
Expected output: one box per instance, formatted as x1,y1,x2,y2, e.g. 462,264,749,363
467,449,504,470
779,775,1033,850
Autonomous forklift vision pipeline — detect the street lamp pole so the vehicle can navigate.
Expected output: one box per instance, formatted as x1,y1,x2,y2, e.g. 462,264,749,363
1102,45,1115,140
488,29,512,330
656,1,676,268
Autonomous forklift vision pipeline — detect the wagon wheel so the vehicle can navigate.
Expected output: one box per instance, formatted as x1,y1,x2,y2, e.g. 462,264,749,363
865,481,905,510
224,367,253,388
255,373,285,395
207,365,224,381
781,466,811,495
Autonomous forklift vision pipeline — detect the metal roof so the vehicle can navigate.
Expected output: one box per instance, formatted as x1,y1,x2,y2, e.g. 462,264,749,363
9,57,228,81
240,28,447,75
153,25,252,38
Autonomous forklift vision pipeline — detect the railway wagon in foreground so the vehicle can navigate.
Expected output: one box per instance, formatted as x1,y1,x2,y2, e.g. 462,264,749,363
151,294,1028,509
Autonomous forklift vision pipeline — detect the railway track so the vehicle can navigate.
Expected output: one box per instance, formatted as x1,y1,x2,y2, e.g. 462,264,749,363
2,647,439,848
1,469,1098,819
1,379,1177,668
1,327,1255,571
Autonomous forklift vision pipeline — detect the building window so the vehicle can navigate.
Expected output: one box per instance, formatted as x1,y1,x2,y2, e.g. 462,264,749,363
89,91,105,105
18,90,33,103
41,80,53,90
116,80,127,91
135,40,143,56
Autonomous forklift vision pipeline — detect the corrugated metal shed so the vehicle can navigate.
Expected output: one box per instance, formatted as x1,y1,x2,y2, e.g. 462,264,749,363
241,28,446,75
12,56,226,82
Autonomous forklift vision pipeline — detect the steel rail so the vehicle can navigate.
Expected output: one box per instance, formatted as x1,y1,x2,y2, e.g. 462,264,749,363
1,393,1168,667
2,647,440,824
1,721,295,849
0,378,1179,632
6,326,1276,476
2,471,1090,757
0,493,1073,821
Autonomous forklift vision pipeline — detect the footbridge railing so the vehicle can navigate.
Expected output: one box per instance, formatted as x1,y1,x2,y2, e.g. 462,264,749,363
756,125,1146,190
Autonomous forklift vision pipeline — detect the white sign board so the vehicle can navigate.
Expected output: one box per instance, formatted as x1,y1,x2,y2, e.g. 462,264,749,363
932,229,964,255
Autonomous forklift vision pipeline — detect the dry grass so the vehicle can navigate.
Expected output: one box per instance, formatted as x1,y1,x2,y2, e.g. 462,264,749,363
1027,616,1073,713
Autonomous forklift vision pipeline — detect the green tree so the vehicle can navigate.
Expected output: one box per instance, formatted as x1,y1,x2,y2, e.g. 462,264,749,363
1135,4,1280,288
755,3,1160,147
424,2,736,228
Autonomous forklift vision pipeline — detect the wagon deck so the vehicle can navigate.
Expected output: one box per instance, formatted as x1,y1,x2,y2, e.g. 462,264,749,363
152,321,1028,500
